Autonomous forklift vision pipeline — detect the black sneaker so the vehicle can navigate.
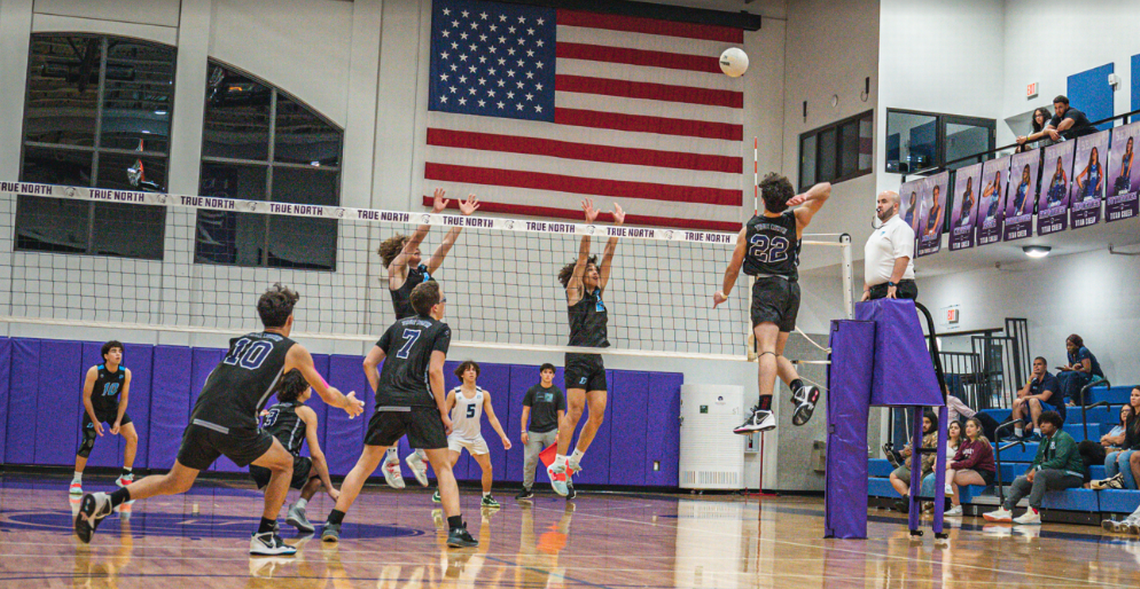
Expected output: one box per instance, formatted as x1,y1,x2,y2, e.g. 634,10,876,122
250,531,297,556
321,522,341,543
447,523,479,548
566,480,576,500
515,487,534,501
790,385,821,426
733,407,775,434
74,492,113,544
892,497,910,514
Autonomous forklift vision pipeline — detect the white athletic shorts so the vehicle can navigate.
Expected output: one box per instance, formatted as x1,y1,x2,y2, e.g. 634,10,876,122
448,434,489,455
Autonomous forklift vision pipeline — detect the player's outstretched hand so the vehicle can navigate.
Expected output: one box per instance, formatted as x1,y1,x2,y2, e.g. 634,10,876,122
342,391,364,418
431,188,449,214
502,436,513,450
612,202,625,225
459,193,480,215
582,198,599,223
328,487,341,501
712,290,728,308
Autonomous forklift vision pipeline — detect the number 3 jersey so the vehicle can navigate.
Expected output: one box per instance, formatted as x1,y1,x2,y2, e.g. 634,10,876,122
374,315,452,409
190,331,296,431
742,210,800,280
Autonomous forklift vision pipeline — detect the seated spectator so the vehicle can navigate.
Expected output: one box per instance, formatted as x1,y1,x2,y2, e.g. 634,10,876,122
1056,334,1104,406
1006,357,1061,441
940,417,996,517
1101,404,1134,449
1018,95,1095,145
1016,107,1055,152
1091,387,1140,490
919,420,961,511
888,411,938,513
983,411,1085,525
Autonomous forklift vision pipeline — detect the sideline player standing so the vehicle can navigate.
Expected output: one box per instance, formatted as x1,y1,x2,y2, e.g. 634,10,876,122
322,281,478,547
375,188,479,489
74,284,364,555
548,199,625,497
714,175,831,433
71,340,138,495
517,363,566,500
431,361,512,508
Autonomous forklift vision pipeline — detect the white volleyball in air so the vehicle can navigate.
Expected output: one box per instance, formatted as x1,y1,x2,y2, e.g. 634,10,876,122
719,47,749,78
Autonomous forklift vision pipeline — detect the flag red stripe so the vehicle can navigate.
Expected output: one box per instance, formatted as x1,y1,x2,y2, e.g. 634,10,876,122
558,9,744,44
556,74,743,108
557,42,720,74
426,128,742,174
554,107,742,141
423,196,740,231
425,163,742,206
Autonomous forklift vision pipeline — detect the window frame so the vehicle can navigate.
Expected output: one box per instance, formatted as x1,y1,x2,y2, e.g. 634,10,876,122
885,107,996,174
798,110,873,189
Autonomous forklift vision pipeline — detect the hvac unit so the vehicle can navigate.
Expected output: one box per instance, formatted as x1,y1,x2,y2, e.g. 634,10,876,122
679,384,745,490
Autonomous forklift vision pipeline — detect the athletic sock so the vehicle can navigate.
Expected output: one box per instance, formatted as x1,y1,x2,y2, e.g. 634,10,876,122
447,515,463,530
258,517,276,534
72,471,83,483
1034,428,1042,437
790,378,805,393
295,498,308,510
570,449,585,464
758,395,773,412
1014,426,1023,438
120,467,132,477
555,454,567,468
483,491,491,498
109,488,131,508
327,509,345,526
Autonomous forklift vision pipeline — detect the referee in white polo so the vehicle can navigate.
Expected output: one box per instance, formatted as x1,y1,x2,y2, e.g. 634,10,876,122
862,190,918,301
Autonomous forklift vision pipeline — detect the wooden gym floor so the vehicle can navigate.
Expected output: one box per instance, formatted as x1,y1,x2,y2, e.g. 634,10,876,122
0,473,1138,588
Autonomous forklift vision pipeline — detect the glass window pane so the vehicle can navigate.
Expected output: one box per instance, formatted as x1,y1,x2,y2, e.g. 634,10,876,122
267,168,339,270
100,40,175,153
91,152,166,259
24,35,101,147
96,151,167,192
202,65,270,160
274,95,341,166
799,134,817,189
886,111,937,173
817,128,836,182
195,162,269,266
838,121,860,177
859,112,874,171
16,146,93,253
945,121,992,170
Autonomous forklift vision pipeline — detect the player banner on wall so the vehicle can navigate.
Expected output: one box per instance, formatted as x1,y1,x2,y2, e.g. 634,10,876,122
898,178,922,234
1037,140,1075,235
1003,149,1039,241
976,155,1009,246
1106,121,1140,222
949,162,982,251
1071,130,1109,228
916,171,949,257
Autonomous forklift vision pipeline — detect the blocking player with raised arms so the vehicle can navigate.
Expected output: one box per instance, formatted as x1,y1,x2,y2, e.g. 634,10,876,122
548,199,626,498
714,174,831,433
375,188,479,490
74,284,364,556
70,340,139,495
323,280,478,547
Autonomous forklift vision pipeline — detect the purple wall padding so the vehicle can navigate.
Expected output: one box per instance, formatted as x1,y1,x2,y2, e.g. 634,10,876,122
325,354,369,477
82,343,119,468
645,372,682,486
0,339,10,460
570,369,613,485
475,363,511,483
825,320,875,539
6,339,40,464
611,370,649,486
854,299,943,407
122,343,154,471
36,341,82,466
148,346,192,469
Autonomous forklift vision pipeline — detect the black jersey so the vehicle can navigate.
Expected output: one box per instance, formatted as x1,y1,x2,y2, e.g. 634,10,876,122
741,210,800,280
567,288,609,348
375,315,451,408
190,331,296,430
90,364,127,413
390,264,433,320
261,401,306,455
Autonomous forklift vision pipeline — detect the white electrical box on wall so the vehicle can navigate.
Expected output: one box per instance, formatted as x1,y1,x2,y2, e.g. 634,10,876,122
679,384,745,490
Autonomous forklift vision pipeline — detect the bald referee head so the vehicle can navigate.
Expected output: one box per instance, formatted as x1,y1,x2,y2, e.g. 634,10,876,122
863,190,917,301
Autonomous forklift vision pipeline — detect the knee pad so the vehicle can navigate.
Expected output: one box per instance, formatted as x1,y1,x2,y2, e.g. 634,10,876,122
77,426,97,458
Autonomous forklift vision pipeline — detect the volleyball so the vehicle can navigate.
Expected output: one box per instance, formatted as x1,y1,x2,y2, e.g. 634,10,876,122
719,47,749,77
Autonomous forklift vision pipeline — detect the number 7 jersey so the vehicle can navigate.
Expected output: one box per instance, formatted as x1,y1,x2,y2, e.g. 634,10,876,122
742,210,800,280
374,315,452,409
190,331,296,430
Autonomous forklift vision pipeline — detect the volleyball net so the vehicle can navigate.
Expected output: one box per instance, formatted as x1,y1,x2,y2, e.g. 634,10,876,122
0,181,851,360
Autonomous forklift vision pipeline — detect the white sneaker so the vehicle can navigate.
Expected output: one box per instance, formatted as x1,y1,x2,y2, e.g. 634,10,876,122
982,506,1013,523
405,451,430,487
733,408,776,434
116,473,134,488
944,505,963,517
1013,507,1041,525
69,481,83,495
567,457,583,474
944,482,954,495
74,492,114,543
382,458,406,490
249,531,297,556
547,463,569,496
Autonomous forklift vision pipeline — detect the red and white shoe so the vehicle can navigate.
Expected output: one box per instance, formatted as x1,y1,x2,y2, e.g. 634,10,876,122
115,473,134,488
382,459,406,490
69,481,83,495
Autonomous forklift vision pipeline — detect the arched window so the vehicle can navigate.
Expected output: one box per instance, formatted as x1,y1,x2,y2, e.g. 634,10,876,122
195,62,342,271
16,34,174,259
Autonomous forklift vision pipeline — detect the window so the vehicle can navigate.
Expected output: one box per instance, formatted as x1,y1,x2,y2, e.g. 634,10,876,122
195,63,343,270
16,34,173,259
886,108,996,173
799,110,873,189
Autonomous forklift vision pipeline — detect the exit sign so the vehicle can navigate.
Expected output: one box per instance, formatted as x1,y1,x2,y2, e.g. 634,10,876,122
1027,82,1038,98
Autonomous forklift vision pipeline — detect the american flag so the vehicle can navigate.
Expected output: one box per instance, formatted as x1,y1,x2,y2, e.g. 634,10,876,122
424,0,745,231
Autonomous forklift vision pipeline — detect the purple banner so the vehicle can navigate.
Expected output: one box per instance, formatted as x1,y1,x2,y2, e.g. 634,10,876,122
949,162,982,251
1106,121,1140,222
1036,140,1075,235
1071,130,1109,229
916,171,949,257
898,178,923,234
1002,150,1039,242
976,156,1009,246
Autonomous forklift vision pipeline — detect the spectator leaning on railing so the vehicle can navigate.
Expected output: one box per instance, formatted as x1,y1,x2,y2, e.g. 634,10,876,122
983,411,1085,525
1016,107,1055,152
1017,95,1095,146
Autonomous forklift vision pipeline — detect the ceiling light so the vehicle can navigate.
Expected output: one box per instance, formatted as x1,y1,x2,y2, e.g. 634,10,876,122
1022,245,1051,258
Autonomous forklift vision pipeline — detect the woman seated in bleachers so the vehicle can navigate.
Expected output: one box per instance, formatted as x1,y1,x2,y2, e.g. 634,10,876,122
1091,388,1140,490
888,411,938,513
920,420,961,512
925,417,995,517
1101,404,1134,450
1056,334,1105,406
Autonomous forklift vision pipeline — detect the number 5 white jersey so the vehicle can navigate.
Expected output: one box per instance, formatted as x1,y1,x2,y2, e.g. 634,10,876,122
449,386,485,441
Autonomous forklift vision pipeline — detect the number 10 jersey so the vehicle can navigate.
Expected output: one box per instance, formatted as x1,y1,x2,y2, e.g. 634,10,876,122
742,210,800,280
191,331,296,430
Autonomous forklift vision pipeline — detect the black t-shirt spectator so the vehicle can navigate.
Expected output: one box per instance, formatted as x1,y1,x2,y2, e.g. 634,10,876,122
1050,108,1095,140
1030,372,1061,403
523,384,566,433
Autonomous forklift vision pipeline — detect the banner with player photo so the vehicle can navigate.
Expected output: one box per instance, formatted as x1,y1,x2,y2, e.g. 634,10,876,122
1071,130,1109,228
916,171,949,257
898,178,923,234
1106,121,1140,222
1003,149,1039,241
949,162,982,251
1037,140,1075,235
976,155,1009,246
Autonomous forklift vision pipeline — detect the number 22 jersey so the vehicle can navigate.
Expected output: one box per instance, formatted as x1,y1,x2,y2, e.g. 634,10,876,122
191,331,296,431
374,315,452,409
742,210,800,280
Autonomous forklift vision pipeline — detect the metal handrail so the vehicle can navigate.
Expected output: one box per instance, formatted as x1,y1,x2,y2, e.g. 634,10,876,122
991,418,1023,505
1080,398,1111,442
914,302,951,539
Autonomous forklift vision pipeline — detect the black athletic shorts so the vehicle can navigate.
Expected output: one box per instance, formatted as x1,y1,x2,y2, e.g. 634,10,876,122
249,455,314,490
750,276,800,332
365,406,448,449
176,420,275,471
83,408,132,428
564,353,606,392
